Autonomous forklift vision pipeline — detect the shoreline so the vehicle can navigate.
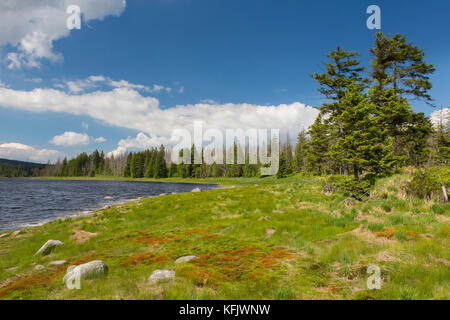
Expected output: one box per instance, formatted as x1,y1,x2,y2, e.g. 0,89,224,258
0,180,223,234
30,176,226,185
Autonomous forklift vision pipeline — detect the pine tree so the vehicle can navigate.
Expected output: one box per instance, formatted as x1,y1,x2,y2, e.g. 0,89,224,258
293,130,308,174
312,46,368,175
124,153,132,177
370,32,436,104
330,83,393,180
306,115,330,176
401,113,433,167
284,140,294,175
276,150,289,179
154,145,168,178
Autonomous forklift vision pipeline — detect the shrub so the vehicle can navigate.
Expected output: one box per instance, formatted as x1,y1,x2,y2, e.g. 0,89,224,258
405,166,449,202
323,175,372,198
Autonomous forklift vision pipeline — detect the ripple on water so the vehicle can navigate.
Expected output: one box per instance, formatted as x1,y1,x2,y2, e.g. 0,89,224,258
0,179,217,232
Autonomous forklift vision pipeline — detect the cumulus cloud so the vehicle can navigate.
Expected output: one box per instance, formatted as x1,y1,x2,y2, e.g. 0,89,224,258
50,131,106,146
0,0,126,69
0,85,319,155
0,142,61,163
107,146,127,158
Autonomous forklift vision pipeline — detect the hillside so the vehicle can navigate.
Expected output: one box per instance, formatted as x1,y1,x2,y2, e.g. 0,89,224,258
0,175,448,300
0,158,46,177
0,158,46,169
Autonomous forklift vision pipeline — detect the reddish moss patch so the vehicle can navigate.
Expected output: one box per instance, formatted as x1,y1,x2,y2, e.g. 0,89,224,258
121,252,172,266
257,249,294,268
0,265,67,298
69,253,101,266
179,246,294,284
177,265,217,286
127,232,178,246
200,234,219,240
374,227,397,239
183,227,210,235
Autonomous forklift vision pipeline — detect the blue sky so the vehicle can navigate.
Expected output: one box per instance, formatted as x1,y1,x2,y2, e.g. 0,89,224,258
0,0,449,162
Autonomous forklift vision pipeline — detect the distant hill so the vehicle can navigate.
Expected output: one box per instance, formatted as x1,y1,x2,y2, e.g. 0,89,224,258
0,158,47,177
0,158,47,169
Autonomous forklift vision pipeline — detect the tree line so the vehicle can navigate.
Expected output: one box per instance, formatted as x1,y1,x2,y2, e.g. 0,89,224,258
15,32,449,189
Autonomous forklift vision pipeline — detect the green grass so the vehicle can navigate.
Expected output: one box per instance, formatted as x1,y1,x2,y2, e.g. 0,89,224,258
0,174,449,300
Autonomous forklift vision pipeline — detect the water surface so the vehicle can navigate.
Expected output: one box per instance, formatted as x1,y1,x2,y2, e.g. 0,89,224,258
0,179,217,232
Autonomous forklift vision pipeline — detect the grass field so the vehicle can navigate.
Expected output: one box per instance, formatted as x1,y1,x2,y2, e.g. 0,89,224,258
0,174,449,300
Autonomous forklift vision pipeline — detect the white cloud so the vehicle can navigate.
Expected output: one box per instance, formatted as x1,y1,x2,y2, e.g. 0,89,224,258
94,137,107,143
53,75,172,95
0,142,61,163
0,85,319,155
107,132,168,158
0,0,126,69
107,146,127,158
50,131,91,146
200,99,219,105
49,131,106,146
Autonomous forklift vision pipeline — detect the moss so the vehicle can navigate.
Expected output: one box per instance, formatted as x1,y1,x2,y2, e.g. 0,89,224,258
0,174,448,300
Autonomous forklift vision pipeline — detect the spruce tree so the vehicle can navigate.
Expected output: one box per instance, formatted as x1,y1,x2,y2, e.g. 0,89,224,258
306,114,329,176
370,33,436,105
293,130,308,174
276,150,288,179
312,47,367,175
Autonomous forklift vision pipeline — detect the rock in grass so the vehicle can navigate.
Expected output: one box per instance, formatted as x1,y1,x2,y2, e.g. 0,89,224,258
0,233,8,239
49,260,67,266
148,270,175,283
175,255,197,264
35,240,64,256
5,266,18,272
62,260,108,285
191,188,201,193
266,228,276,237
34,264,45,271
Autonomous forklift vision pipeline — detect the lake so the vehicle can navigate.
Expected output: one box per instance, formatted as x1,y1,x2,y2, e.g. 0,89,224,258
0,179,218,232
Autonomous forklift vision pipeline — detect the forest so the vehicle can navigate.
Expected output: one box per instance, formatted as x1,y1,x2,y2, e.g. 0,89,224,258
6,33,449,199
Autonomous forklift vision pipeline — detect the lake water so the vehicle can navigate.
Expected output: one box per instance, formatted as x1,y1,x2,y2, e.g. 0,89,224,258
0,179,218,232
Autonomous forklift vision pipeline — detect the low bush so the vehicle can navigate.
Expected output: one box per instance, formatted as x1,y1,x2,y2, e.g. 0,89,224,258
405,166,449,202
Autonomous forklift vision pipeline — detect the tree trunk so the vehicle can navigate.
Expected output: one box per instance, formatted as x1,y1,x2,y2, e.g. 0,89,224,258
438,173,449,203
353,163,359,180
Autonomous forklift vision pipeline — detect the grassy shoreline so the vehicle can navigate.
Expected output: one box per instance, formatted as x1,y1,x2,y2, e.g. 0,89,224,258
31,175,240,186
0,175,448,300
